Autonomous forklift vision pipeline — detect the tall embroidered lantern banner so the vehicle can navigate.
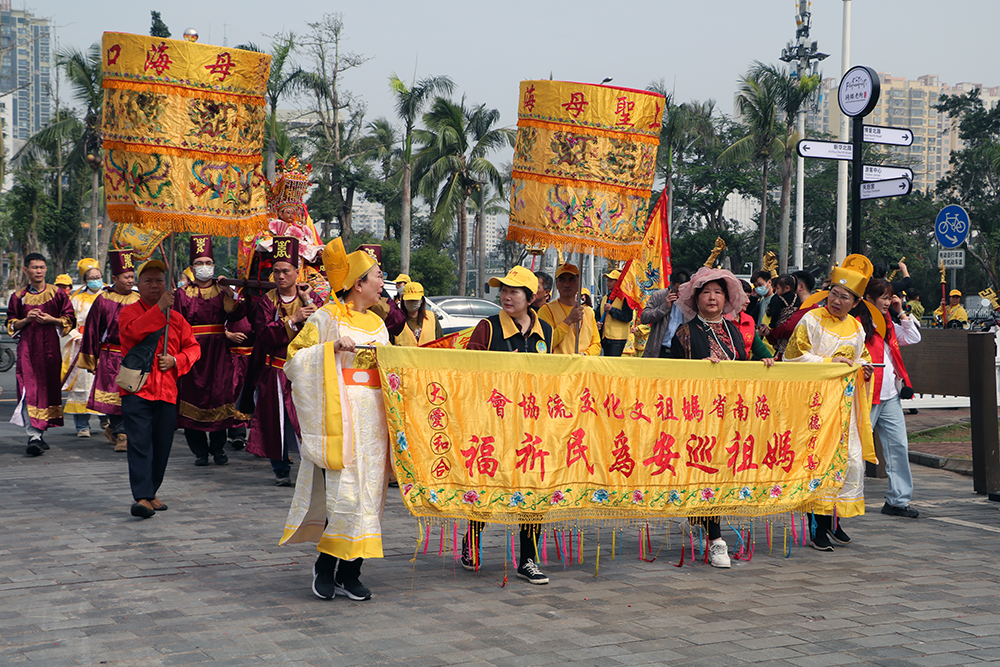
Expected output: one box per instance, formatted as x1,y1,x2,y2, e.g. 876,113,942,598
101,32,272,236
379,347,872,525
508,81,665,261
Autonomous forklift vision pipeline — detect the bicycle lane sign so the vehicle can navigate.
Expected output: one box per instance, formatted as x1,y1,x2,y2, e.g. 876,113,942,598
935,204,970,248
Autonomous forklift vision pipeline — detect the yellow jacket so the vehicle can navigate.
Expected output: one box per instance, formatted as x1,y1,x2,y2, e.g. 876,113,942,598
537,301,601,355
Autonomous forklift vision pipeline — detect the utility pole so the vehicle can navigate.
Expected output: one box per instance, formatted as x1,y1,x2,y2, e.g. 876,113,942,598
835,0,852,264
780,0,827,270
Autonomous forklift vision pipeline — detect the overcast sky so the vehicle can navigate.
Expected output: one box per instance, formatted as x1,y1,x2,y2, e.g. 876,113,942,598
44,1,997,132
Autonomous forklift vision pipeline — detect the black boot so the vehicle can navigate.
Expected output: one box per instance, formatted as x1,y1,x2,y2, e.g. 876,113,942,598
335,558,372,601
810,513,834,552
312,553,338,600
829,517,851,544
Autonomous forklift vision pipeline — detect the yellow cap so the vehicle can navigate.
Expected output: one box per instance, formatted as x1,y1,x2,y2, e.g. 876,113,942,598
949,289,962,297
604,268,622,280
77,257,100,280
556,263,579,277
828,254,873,298
54,273,73,286
136,259,168,276
343,250,378,292
489,266,539,294
392,273,411,284
402,282,425,301
581,287,592,296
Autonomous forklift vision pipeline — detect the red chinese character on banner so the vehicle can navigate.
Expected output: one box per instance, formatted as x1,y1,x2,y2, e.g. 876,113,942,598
523,84,537,113
516,433,550,481
566,428,595,475
649,102,661,129
428,407,448,430
809,392,823,409
762,430,795,473
804,453,820,471
427,382,448,404
430,433,452,454
486,389,512,418
614,96,636,126
604,393,625,419
608,431,636,478
204,52,236,81
710,394,727,418
685,434,719,474
547,394,574,419
682,395,704,422
807,435,819,450
755,395,771,419
643,432,679,476
519,393,540,419
629,399,652,423
732,394,749,422
106,44,121,66
460,435,499,478
144,41,173,75
655,394,680,421
808,414,821,431
431,457,451,479
561,91,589,118
580,387,598,415
726,432,759,475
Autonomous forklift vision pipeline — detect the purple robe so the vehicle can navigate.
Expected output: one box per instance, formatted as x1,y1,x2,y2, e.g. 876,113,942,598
6,284,75,430
79,288,141,415
244,289,323,461
173,282,245,431
227,315,254,428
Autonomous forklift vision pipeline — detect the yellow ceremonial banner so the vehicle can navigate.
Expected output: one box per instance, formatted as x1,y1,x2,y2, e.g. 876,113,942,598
111,223,170,260
508,80,664,261
101,32,271,237
616,191,671,317
378,347,866,525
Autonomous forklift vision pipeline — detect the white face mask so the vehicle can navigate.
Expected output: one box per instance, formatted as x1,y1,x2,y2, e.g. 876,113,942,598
193,265,214,281
404,300,420,313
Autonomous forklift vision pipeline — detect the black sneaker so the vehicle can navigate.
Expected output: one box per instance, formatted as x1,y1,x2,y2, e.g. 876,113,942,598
881,502,919,518
828,523,851,544
517,558,549,584
26,439,43,457
275,474,292,487
194,456,209,466
460,534,475,571
230,438,245,451
810,530,834,552
39,438,49,450
335,577,372,601
213,452,229,466
312,554,338,600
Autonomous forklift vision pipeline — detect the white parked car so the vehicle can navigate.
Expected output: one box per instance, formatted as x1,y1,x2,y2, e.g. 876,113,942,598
426,296,501,334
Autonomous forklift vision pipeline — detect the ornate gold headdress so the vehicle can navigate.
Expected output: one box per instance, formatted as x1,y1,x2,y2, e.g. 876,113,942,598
703,238,726,268
762,251,778,278
266,156,312,218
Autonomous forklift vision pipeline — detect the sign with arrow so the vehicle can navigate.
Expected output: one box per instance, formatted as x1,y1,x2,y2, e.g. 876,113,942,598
935,204,970,248
863,165,914,182
859,177,912,200
797,139,853,161
863,125,914,146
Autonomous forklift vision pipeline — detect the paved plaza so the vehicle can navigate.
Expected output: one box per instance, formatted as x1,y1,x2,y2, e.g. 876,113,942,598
1,413,999,667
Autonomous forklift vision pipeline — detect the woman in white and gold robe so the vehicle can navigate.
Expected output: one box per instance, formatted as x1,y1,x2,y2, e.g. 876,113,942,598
281,245,390,602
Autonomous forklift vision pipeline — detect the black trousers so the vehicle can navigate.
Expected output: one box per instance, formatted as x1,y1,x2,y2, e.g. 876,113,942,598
123,395,177,501
108,414,125,437
184,428,227,457
227,425,247,441
601,338,626,358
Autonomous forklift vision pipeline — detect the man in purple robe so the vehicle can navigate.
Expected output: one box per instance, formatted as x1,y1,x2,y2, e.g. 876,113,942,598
174,235,245,467
241,237,321,485
79,249,139,452
7,252,75,455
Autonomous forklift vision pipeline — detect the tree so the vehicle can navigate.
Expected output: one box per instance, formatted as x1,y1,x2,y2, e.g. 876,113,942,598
360,117,402,239
747,63,820,272
150,11,171,38
388,73,454,274
719,70,784,267
416,98,513,296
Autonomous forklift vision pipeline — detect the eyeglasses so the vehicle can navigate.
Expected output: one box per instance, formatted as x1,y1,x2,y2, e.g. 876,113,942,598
828,289,854,302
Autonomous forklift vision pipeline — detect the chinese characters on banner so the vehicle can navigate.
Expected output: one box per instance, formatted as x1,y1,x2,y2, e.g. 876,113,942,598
378,347,866,525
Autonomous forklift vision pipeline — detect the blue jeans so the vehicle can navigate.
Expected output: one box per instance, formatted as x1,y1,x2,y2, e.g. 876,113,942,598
871,395,913,508
74,414,91,431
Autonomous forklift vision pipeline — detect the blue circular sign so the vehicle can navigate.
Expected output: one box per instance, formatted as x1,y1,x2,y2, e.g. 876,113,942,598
935,205,970,248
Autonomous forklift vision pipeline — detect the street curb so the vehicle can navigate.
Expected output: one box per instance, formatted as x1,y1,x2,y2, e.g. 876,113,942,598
909,450,973,476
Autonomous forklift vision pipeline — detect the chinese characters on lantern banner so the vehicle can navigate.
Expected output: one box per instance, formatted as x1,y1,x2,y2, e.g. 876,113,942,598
378,347,866,525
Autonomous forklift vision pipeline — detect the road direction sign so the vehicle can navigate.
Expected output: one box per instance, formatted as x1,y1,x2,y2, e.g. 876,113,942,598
797,139,853,160
939,249,965,269
863,125,914,146
860,177,912,200
935,204,970,248
863,165,914,182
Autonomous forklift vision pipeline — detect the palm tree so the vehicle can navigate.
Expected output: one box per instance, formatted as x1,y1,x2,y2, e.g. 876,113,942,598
416,98,514,295
748,63,820,272
389,73,454,274
719,71,784,267
361,117,402,239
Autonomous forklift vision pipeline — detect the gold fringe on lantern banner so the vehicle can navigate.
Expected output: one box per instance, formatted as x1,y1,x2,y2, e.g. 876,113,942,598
518,118,661,144
510,170,653,198
105,204,268,237
102,78,265,106
505,225,643,263
102,140,264,165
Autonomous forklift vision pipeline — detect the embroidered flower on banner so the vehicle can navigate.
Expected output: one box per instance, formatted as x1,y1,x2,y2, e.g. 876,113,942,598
509,491,525,507
396,430,408,451
550,490,565,504
591,489,609,503
834,470,844,483
769,484,783,498
738,486,752,500
632,490,644,504
808,478,821,491
387,372,402,393
700,488,715,501
668,490,681,504
429,490,439,503
844,380,855,397
462,490,480,504
402,483,413,496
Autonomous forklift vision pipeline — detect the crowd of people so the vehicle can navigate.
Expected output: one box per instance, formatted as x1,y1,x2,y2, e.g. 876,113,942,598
6,240,946,601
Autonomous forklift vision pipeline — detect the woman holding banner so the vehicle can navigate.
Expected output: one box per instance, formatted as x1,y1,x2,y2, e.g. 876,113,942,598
670,266,774,568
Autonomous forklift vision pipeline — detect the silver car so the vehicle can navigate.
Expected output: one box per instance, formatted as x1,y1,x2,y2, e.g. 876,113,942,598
426,296,501,334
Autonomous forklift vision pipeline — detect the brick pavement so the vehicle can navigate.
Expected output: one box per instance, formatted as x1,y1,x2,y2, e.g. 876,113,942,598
2,422,1000,666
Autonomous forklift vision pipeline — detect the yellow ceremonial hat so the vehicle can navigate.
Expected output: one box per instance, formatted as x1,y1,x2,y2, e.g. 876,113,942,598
402,281,425,301
77,257,100,280
392,273,411,284
829,254,873,298
54,274,73,287
343,250,378,291
323,238,350,293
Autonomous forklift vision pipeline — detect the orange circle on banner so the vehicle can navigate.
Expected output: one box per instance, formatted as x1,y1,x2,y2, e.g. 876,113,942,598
426,382,448,405
428,407,449,431
431,457,451,479
430,433,452,455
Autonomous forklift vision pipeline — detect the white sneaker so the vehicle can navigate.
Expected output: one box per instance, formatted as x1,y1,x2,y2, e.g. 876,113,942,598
708,538,731,568
77,428,90,438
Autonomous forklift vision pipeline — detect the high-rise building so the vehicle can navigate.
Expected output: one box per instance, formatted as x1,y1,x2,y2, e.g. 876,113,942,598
0,2,54,189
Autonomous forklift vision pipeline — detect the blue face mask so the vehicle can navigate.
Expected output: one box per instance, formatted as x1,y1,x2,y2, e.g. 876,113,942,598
87,279,103,291
754,285,768,296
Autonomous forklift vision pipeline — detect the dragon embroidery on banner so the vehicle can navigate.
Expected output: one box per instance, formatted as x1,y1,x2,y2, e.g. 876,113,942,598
106,151,172,199
189,160,263,210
